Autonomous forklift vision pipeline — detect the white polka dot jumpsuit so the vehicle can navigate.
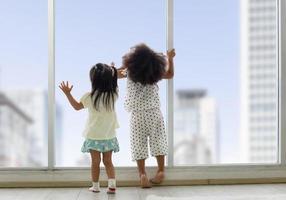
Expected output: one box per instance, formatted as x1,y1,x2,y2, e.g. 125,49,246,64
125,78,168,161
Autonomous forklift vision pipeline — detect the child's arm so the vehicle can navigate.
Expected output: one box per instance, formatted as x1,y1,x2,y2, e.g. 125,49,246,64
162,48,176,79
59,81,84,111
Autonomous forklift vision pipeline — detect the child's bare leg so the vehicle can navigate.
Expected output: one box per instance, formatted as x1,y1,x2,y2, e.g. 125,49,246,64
102,151,115,179
156,155,165,172
90,150,101,182
151,155,165,184
136,159,146,176
137,159,151,188
103,151,116,193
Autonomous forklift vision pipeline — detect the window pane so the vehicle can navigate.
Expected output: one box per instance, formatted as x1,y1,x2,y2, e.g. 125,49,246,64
0,1,48,167
55,0,166,166
174,0,278,165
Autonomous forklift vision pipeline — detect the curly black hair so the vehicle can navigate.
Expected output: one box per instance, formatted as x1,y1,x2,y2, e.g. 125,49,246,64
123,43,167,85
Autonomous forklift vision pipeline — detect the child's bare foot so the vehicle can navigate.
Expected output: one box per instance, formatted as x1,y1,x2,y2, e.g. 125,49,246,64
150,171,165,184
140,174,152,188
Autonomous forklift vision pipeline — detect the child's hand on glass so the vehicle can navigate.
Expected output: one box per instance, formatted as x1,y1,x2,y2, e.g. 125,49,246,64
167,49,176,60
59,81,73,95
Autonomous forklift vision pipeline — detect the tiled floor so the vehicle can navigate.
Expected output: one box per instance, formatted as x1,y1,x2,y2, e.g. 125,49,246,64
1,184,286,200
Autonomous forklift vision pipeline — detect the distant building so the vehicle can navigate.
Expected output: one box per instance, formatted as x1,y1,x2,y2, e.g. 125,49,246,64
55,104,63,165
3,89,62,166
174,90,219,165
5,90,48,166
0,93,35,167
240,0,278,163
4,89,62,166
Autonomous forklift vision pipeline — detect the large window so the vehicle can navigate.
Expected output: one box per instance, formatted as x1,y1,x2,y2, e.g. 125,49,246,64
0,0,48,167
0,0,281,170
173,0,278,165
55,0,166,167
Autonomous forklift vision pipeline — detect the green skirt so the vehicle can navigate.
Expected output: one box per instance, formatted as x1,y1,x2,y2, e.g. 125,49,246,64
81,137,120,153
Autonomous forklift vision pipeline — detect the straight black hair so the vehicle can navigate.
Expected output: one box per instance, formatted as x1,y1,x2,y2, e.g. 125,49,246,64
89,63,118,111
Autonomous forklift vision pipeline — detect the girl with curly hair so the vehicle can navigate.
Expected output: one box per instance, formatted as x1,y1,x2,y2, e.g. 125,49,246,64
118,43,175,188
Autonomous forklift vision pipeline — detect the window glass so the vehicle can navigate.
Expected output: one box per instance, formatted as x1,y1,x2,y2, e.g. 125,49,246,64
174,0,278,165
0,0,48,167
55,0,166,166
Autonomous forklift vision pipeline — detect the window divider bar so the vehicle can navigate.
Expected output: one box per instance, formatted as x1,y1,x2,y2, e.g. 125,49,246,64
279,0,286,165
48,0,55,170
166,0,174,167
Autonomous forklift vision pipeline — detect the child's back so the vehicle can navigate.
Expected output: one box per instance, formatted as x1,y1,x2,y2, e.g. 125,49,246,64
124,78,160,112
81,92,119,140
121,43,175,188
59,63,120,194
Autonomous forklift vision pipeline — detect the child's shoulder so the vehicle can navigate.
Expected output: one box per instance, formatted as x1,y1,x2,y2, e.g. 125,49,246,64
80,92,91,101
83,92,91,96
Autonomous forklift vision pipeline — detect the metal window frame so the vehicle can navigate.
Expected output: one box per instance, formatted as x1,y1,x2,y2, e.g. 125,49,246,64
167,0,174,167
48,0,55,170
0,0,286,183
279,0,286,165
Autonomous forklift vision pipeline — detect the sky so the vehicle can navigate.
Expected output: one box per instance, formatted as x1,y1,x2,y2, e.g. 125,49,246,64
0,0,241,166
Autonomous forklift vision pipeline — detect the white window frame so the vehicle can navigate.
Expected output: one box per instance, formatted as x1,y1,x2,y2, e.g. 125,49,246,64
0,0,286,186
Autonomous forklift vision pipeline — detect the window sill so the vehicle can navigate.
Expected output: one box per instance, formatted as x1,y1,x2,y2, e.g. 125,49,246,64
1,165,286,187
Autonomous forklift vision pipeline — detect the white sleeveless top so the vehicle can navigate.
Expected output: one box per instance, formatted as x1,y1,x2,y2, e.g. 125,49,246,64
80,92,119,140
124,78,161,112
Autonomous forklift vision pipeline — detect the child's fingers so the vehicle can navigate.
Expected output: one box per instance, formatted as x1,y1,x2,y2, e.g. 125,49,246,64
59,85,64,92
167,49,176,57
168,48,175,54
61,82,65,88
70,85,73,90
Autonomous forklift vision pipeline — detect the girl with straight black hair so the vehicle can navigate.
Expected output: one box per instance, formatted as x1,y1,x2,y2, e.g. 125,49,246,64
59,63,121,194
